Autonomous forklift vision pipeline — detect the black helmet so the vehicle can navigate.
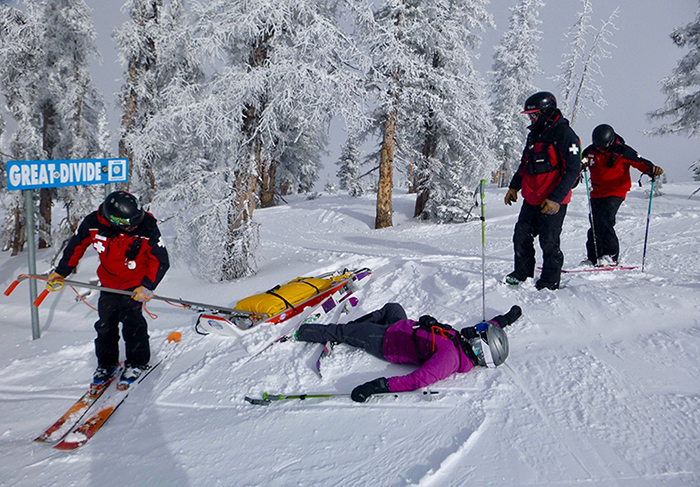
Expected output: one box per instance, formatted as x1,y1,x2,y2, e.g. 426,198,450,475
521,91,557,117
101,191,144,231
592,124,616,149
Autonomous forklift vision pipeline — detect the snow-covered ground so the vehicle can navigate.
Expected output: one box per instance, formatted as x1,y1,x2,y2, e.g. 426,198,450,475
1,182,699,487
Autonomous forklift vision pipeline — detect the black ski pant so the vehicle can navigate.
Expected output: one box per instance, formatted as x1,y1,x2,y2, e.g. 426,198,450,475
586,196,624,263
95,292,150,368
296,302,407,359
511,201,567,287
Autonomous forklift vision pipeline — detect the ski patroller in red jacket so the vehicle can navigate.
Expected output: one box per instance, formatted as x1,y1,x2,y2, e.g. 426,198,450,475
382,319,475,392
510,112,582,206
583,136,656,199
55,206,169,291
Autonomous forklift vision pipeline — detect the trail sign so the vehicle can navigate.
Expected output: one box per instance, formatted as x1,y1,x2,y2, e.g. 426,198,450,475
6,158,128,190
4,157,128,340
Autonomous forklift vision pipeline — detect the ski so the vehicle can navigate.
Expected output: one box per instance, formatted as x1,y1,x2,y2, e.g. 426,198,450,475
314,341,334,377
560,266,636,274
53,331,182,451
537,265,636,274
243,289,360,367
34,371,120,443
312,293,359,376
244,389,439,406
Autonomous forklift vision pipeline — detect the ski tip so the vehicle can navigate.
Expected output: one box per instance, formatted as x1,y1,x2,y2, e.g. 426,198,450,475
53,440,83,451
167,331,182,343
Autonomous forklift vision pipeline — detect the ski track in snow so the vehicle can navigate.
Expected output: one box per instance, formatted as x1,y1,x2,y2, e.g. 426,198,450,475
1,183,700,486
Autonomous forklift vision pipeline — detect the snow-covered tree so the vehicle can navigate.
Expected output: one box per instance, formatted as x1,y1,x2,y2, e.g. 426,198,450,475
116,0,193,201
138,0,363,281
43,0,110,249
275,122,327,197
350,0,495,224
0,1,108,253
489,0,544,188
647,4,700,139
0,4,45,254
554,1,618,127
336,135,365,197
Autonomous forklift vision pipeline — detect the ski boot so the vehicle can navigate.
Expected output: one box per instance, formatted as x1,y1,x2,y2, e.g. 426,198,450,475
91,365,118,392
117,365,147,390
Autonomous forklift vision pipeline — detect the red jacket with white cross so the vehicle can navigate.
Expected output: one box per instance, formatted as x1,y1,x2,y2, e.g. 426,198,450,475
55,206,169,291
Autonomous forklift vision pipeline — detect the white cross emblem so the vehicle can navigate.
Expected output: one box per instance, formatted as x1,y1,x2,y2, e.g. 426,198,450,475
569,144,579,155
93,241,105,253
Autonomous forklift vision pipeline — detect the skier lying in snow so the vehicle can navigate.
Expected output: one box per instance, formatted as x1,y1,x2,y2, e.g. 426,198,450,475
295,303,522,402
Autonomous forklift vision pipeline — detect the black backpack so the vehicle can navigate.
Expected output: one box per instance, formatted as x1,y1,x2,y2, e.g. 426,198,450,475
411,316,479,368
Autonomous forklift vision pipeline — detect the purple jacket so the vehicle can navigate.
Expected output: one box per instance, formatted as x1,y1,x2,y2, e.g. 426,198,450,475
382,319,475,392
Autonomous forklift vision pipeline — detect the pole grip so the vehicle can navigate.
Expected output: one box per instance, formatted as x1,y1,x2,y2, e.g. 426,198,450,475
33,289,50,307
4,280,20,296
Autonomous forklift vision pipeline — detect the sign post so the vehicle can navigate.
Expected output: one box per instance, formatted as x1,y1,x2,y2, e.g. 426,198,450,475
5,157,129,339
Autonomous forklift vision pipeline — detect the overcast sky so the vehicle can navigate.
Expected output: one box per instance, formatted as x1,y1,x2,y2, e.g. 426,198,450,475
85,0,698,184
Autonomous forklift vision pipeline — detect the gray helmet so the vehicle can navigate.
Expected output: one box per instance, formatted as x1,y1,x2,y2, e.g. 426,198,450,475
480,323,509,368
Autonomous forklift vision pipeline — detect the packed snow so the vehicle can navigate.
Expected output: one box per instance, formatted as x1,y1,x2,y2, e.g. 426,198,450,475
1,182,699,487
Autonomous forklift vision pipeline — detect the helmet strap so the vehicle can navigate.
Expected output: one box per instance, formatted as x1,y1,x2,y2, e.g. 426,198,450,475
481,337,496,368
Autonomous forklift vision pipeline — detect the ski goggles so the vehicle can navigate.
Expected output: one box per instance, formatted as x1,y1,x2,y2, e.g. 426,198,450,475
473,322,496,368
108,215,138,232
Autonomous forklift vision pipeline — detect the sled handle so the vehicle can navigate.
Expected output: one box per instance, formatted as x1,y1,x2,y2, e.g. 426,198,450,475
34,289,50,307
4,280,20,296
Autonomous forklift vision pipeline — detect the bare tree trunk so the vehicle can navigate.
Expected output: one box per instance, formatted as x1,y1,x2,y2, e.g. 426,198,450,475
38,188,52,249
376,105,397,229
260,158,277,208
414,108,438,219
407,162,416,194
119,0,159,193
222,139,259,281
11,200,26,256
119,56,138,191
39,102,56,248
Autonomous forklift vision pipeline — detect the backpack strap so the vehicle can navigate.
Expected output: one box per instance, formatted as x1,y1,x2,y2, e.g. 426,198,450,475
411,317,467,370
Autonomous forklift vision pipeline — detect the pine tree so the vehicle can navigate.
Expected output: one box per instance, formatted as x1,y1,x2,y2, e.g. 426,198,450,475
43,0,110,249
489,0,544,188
115,0,166,200
336,136,364,197
351,0,495,224
647,4,700,138
0,4,44,254
0,1,107,254
138,0,362,281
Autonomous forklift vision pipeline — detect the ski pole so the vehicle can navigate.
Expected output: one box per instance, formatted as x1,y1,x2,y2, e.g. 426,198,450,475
583,166,599,263
641,177,656,272
244,389,439,406
5,274,252,316
479,179,486,322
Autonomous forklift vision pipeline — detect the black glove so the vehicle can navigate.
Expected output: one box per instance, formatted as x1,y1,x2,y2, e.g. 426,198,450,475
351,377,389,403
490,305,522,328
418,315,439,328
